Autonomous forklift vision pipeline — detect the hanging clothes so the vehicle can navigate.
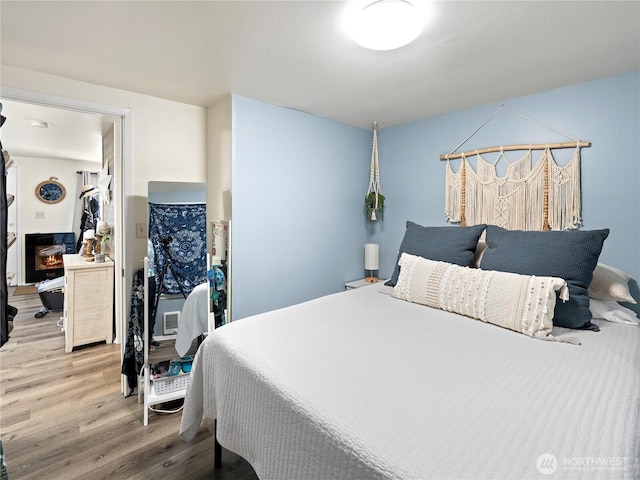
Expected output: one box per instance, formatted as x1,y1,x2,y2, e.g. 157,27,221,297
76,195,100,252
0,110,10,347
121,268,145,395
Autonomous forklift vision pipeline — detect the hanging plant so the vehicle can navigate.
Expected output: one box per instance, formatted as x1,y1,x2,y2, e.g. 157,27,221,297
365,192,385,221
365,122,385,221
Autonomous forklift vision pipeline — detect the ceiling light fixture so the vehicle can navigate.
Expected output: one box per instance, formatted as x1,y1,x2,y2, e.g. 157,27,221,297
351,0,424,51
30,120,50,128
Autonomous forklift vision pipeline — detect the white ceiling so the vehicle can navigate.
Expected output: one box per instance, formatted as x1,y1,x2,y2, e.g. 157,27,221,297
0,99,111,162
1,0,639,160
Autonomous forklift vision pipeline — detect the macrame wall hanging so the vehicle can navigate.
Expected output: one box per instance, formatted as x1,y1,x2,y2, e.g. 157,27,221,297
441,106,590,231
365,122,385,220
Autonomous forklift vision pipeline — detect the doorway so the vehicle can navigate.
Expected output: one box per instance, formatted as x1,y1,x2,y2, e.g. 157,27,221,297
1,87,131,393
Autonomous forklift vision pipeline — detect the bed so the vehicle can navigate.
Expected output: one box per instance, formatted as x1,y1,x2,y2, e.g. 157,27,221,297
179,224,640,479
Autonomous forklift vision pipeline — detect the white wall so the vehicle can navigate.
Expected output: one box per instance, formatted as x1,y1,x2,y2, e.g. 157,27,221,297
1,65,207,279
2,65,207,356
206,94,232,223
16,155,97,234
12,155,98,282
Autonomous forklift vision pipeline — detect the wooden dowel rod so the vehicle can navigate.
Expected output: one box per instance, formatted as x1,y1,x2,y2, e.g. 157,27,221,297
439,141,590,160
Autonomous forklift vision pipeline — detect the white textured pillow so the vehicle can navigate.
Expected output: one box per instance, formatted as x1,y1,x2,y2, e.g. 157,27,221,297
588,263,636,304
589,299,640,325
393,253,576,343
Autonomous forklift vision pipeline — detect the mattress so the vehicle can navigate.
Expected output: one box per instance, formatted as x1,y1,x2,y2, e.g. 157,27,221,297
180,284,640,479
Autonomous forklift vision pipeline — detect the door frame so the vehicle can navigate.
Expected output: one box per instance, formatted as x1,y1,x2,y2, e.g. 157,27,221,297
1,87,133,392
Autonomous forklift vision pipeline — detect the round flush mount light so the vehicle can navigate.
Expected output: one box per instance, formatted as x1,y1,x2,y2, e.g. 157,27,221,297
351,0,424,51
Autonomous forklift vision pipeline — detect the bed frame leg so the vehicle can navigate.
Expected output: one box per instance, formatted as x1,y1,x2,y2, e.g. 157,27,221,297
214,419,222,468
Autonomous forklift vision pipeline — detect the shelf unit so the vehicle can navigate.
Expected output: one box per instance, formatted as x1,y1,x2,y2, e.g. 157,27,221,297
141,257,195,426
1,134,13,346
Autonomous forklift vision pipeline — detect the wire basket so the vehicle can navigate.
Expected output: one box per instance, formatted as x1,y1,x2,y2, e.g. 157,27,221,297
152,372,190,395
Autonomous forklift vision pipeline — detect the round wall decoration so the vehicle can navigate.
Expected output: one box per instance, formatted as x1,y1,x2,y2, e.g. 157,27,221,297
35,177,66,204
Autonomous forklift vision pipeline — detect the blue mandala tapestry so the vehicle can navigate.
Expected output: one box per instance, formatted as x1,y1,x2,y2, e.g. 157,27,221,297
149,202,207,295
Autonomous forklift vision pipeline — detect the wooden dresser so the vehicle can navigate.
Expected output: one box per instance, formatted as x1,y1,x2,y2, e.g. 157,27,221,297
62,254,114,353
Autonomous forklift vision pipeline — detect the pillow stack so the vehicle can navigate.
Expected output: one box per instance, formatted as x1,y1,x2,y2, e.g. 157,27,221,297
388,221,621,337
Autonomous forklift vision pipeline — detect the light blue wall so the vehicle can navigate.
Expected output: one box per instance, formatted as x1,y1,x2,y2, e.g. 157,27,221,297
231,95,371,319
230,73,639,319
373,72,640,304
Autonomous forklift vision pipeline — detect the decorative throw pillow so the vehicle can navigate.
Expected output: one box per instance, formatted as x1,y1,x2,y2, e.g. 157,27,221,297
386,222,486,286
393,254,575,343
480,226,609,331
588,263,636,304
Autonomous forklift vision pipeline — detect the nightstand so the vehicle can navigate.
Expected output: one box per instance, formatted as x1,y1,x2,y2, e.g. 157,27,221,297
345,278,388,290
62,254,114,353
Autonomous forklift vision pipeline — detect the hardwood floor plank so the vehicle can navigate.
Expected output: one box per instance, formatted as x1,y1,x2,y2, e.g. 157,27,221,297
1,290,258,480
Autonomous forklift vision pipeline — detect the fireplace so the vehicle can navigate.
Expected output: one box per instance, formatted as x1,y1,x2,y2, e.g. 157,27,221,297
25,233,76,284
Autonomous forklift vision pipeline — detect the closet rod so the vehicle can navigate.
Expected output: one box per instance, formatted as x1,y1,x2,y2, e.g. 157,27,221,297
439,140,591,160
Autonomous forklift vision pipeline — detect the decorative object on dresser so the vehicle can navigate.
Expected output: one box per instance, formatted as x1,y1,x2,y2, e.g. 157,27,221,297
95,220,111,256
81,229,95,259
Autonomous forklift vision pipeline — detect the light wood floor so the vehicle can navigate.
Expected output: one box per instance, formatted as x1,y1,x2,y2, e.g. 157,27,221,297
0,288,259,480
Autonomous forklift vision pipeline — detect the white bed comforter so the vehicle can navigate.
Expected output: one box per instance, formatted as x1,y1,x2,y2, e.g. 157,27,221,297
180,285,640,480
175,282,209,357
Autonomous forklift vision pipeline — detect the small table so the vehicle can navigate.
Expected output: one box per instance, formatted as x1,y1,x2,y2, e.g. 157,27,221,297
345,278,388,290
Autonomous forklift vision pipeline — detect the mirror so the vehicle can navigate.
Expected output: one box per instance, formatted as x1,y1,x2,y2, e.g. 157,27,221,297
140,181,208,425
146,181,207,347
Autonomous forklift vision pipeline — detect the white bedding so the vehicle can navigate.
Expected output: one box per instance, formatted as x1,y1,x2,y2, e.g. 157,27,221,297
180,284,640,479
175,282,209,357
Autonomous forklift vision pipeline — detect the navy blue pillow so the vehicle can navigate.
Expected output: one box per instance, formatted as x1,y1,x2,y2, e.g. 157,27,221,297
480,226,609,331
387,222,487,286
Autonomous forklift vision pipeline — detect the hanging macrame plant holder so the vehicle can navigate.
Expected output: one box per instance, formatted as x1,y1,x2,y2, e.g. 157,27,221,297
366,122,384,221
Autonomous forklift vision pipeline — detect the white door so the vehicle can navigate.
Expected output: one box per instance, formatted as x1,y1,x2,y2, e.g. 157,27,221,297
6,165,19,286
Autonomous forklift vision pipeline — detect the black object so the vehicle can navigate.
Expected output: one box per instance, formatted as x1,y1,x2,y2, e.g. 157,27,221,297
37,277,65,312
1,111,9,347
24,233,75,283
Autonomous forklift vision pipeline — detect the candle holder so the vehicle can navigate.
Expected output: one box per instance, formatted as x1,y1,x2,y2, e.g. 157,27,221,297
82,238,95,258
